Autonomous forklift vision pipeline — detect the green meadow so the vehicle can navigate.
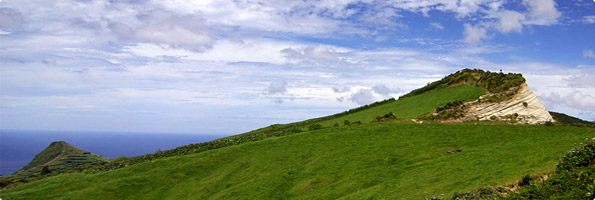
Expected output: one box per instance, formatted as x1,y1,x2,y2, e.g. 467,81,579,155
1,123,593,199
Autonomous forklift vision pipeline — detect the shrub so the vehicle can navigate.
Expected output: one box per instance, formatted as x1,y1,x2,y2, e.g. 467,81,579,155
522,102,528,108
452,187,500,200
286,128,302,134
308,124,323,131
40,166,51,175
112,156,129,163
401,69,525,99
373,112,397,121
556,138,595,173
504,166,595,199
518,174,534,186
496,186,510,193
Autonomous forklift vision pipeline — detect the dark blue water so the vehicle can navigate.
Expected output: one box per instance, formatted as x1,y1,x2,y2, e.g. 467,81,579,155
0,130,228,175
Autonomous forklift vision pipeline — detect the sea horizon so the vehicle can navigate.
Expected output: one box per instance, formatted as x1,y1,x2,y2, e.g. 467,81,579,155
0,129,229,175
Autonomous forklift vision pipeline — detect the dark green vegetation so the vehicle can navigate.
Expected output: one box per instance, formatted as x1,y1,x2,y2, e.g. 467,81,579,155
401,69,525,101
1,124,593,199
1,69,592,199
501,138,595,199
550,111,594,127
503,165,595,199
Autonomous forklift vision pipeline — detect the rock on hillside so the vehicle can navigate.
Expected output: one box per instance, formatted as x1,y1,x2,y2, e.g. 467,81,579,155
465,83,553,124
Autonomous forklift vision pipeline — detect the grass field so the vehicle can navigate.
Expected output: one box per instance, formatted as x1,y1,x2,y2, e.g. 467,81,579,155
1,123,593,199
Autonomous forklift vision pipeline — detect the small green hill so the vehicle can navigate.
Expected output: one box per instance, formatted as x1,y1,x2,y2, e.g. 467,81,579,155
550,111,593,125
13,141,110,176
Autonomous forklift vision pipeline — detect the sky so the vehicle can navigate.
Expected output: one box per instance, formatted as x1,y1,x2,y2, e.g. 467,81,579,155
0,0,594,135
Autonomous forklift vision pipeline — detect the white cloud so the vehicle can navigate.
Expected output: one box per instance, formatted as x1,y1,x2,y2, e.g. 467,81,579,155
463,23,488,43
332,87,351,93
429,22,444,30
584,16,595,24
109,9,214,52
280,46,344,66
0,0,592,132
522,0,561,25
267,81,288,95
496,10,525,33
338,84,402,105
544,91,595,111
564,91,595,110
372,84,401,97
349,89,375,105
566,74,595,88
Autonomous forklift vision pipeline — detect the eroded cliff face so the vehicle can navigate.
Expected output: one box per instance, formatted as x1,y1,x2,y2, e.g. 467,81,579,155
465,83,553,124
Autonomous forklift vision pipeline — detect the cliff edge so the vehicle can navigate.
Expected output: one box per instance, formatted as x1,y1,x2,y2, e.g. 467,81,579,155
465,83,553,124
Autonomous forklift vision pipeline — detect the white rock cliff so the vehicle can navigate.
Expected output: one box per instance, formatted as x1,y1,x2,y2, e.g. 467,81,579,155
466,83,553,124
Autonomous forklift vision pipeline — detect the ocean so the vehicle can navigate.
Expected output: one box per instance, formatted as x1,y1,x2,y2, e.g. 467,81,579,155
0,130,227,175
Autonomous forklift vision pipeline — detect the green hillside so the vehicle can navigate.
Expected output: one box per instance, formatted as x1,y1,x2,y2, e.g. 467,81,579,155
1,124,593,199
69,79,486,171
12,141,110,176
317,84,485,126
1,69,593,199
550,111,594,126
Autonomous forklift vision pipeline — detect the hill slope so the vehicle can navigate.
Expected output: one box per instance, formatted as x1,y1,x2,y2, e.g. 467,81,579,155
0,124,593,199
550,111,593,125
13,141,110,176
0,69,588,199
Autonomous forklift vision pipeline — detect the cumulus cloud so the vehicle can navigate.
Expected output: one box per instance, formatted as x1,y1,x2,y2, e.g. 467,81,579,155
564,91,595,110
267,81,288,95
340,84,401,105
495,10,525,33
0,7,24,31
349,89,375,105
372,84,400,96
463,23,488,43
584,16,595,24
332,87,351,93
543,91,595,111
522,0,561,25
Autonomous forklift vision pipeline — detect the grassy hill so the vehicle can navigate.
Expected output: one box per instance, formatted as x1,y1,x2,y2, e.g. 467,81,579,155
7,141,110,177
1,69,593,199
1,124,593,199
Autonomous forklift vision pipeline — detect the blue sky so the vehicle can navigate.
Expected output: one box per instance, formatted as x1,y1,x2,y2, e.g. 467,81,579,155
0,0,594,134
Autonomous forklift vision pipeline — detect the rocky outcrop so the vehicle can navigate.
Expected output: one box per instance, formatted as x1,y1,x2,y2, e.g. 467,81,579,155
464,83,553,124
